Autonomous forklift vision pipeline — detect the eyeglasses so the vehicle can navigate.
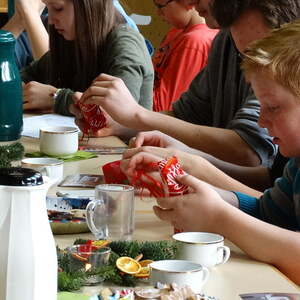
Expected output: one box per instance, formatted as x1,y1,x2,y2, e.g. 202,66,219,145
154,0,174,9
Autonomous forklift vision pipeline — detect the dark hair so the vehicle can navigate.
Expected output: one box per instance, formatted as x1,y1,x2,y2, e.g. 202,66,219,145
211,0,300,29
49,0,125,91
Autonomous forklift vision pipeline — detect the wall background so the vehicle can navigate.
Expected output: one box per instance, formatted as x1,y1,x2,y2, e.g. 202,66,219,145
121,0,170,49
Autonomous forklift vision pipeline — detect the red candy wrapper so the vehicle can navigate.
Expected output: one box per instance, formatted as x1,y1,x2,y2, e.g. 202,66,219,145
102,160,129,185
158,156,188,196
131,156,188,233
77,102,106,134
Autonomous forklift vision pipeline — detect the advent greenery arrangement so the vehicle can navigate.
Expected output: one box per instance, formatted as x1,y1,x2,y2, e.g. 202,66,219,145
0,142,24,168
57,239,178,291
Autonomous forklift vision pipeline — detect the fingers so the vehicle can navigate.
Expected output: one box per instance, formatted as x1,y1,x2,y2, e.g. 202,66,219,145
176,173,210,193
69,104,82,119
155,194,182,210
128,137,137,148
153,205,176,222
123,146,168,160
72,92,82,104
93,73,117,82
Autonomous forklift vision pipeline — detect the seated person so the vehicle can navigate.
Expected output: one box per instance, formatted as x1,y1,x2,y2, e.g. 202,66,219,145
1,0,48,69
123,130,287,198
77,0,299,168
120,20,300,285
152,0,218,111
20,0,153,121
2,0,139,69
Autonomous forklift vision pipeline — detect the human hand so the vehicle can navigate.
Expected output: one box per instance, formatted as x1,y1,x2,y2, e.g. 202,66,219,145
80,73,146,129
23,81,56,111
16,0,45,17
121,151,162,178
153,174,227,232
129,130,192,151
72,92,126,137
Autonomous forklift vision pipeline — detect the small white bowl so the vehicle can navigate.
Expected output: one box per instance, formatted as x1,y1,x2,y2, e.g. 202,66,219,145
149,260,209,293
39,126,79,156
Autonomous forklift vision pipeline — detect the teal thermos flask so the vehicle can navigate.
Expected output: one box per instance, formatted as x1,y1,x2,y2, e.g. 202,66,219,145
8,0,14,18
0,30,23,142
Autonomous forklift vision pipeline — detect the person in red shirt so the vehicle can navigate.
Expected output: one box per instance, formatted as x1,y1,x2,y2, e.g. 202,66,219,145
152,0,218,112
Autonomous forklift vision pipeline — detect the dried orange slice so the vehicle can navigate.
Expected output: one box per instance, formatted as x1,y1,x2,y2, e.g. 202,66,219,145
71,253,88,262
92,240,110,248
116,257,142,275
133,260,153,278
139,259,153,267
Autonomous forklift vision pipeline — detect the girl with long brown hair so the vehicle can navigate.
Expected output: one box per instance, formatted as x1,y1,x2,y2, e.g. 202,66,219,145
21,0,153,116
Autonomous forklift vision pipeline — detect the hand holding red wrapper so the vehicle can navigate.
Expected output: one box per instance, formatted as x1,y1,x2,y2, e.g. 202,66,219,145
102,156,188,197
102,160,129,184
76,101,107,134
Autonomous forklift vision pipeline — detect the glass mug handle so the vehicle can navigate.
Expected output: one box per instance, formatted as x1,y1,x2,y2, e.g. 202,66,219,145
86,199,108,240
216,245,231,265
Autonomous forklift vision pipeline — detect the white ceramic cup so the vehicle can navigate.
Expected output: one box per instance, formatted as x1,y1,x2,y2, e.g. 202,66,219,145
21,157,64,184
39,126,79,156
173,232,230,268
149,260,209,294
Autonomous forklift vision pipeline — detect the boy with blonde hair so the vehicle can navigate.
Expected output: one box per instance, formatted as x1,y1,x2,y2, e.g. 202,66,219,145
121,20,300,284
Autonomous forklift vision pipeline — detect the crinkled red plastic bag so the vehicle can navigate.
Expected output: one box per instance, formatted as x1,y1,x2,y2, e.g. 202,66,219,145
76,102,106,134
131,156,187,233
131,156,188,198
158,156,188,196
102,160,129,184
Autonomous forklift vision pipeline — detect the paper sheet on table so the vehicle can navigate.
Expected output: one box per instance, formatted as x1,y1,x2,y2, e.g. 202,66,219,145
22,114,79,138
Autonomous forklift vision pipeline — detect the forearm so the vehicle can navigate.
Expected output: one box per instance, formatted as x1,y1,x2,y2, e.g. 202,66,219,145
216,204,300,284
197,152,271,192
136,109,260,166
2,14,24,38
189,158,263,198
22,11,48,59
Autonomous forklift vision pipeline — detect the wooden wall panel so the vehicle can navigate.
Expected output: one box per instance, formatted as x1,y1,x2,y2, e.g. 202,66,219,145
0,0,7,13
122,0,170,49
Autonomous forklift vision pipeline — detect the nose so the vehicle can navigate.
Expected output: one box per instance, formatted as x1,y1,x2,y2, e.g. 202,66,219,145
48,13,54,25
258,109,269,129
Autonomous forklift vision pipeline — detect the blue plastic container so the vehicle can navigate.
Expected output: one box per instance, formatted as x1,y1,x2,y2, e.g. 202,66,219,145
0,30,23,141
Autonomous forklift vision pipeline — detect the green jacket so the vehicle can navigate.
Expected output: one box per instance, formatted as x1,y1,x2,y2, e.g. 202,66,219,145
21,25,154,115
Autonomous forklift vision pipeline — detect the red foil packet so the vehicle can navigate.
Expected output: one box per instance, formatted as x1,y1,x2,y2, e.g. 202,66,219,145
76,102,106,134
158,156,188,197
102,160,129,185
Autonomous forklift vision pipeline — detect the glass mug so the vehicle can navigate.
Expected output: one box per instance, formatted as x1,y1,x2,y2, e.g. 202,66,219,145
86,184,135,240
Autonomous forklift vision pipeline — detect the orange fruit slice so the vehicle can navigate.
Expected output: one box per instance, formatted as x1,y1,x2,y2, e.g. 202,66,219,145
133,260,153,278
71,253,88,262
139,259,153,267
116,257,142,275
92,240,110,249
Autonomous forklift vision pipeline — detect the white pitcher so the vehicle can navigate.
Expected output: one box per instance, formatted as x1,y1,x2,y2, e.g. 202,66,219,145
0,168,57,300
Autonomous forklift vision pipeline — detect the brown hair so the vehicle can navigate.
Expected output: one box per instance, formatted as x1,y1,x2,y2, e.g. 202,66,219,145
241,20,300,98
49,0,125,91
211,0,300,29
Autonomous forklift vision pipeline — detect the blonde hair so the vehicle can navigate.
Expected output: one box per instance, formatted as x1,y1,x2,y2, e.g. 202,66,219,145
241,20,300,98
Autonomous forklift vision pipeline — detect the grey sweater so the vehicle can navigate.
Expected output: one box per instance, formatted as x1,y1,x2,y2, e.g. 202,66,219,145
21,25,154,115
173,30,276,166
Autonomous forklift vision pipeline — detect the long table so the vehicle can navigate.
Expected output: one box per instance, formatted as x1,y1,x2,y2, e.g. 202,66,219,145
22,134,300,300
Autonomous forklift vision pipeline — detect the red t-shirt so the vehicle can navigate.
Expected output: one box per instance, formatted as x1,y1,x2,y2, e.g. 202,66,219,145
152,24,218,112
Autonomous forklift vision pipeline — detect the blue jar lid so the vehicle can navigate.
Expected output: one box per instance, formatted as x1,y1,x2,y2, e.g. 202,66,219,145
0,30,16,43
